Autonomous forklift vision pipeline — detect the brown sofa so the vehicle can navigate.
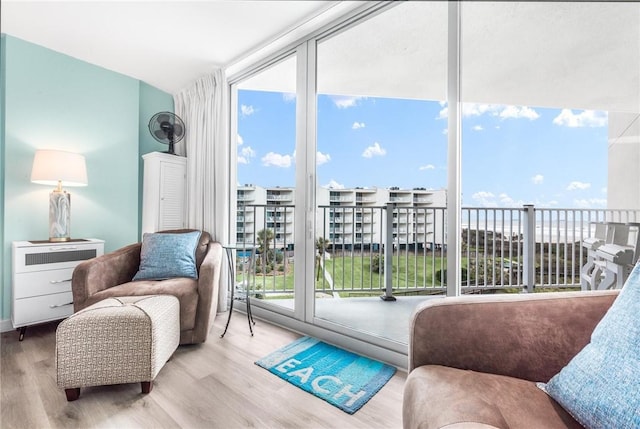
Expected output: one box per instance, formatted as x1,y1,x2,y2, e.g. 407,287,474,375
71,229,223,345
403,290,619,429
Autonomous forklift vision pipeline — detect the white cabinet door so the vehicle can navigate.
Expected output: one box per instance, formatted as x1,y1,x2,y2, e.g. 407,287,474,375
141,152,187,235
159,160,186,230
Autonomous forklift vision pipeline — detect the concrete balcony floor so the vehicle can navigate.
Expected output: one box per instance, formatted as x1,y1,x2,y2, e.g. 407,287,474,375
250,295,443,344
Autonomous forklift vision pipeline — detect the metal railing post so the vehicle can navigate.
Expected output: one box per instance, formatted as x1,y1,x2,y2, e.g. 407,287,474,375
381,202,396,301
523,204,536,293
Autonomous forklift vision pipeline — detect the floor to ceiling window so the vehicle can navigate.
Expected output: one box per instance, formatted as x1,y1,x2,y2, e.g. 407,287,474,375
459,2,639,293
228,1,640,363
232,54,298,316
312,2,448,345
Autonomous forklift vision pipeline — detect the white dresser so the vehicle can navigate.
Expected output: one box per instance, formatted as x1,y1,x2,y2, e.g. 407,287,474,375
12,239,105,340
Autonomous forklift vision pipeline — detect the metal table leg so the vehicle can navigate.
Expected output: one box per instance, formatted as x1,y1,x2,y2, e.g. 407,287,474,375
221,246,257,337
220,248,235,338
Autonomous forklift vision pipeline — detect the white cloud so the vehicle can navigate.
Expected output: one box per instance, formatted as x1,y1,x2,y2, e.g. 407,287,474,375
553,109,608,127
241,146,255,158
331,96,364,109
472,191,498,207
352,122,366,129
317,151,331,165
261,152,293,168
566,181,591,191
471,191,528,207
532,174,544,185
498,193,518,206
324,180,345,189
464,104,499,117
499,105,540,120
534,198,559,208
237,134,244,145
282,93,296,102
437,103,539,121
472,125,483,131
573,198,607,208
240,104,255,116
362,142,386,158
419,164,435,170
237,141,255,164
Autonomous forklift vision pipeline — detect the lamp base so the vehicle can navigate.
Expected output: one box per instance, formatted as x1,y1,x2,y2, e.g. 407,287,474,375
49,237,71,242
49,191,71,242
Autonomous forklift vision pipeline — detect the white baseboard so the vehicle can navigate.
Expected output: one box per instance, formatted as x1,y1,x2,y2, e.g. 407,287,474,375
1,319,14,333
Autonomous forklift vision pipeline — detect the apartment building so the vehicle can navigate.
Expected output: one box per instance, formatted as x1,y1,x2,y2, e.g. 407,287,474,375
236,185,447,252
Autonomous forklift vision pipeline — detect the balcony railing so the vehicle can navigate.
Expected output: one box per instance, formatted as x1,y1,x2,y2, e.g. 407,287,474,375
234,203,640,298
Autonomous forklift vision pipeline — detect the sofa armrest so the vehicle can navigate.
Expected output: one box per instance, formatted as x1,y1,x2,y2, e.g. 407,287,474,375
408,290,618,382
71,243,141,312
191,241,223,343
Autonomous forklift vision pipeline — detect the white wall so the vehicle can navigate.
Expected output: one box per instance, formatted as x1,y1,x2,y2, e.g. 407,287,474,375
608,112,640,210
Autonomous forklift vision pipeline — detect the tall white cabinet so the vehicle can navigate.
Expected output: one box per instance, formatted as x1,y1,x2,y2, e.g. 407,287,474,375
141,152,187,236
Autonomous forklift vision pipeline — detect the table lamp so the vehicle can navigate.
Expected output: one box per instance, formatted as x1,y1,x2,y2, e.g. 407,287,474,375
30,149,88,242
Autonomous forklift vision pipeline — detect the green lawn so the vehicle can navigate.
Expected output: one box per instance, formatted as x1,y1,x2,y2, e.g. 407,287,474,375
319,254,448,293
242,253,572,299
241,255,450,298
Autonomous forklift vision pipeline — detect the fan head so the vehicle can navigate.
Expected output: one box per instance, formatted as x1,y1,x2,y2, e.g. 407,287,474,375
148,112,185,155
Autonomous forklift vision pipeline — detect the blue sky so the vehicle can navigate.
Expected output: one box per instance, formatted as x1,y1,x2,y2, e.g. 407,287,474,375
237,90,609,208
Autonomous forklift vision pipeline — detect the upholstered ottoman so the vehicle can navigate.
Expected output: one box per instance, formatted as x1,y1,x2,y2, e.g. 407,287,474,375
56,295,179,401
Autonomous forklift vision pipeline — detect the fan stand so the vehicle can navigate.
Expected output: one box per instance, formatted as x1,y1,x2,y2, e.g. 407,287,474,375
164,141,176,155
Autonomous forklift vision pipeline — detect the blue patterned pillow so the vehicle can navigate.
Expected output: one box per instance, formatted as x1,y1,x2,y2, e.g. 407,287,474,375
542,261,640,428
133,231,201,281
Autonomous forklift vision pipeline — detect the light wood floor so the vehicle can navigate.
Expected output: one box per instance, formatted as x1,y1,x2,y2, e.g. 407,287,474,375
1,312,406,429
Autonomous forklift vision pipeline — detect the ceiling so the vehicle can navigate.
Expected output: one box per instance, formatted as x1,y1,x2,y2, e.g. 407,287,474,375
2,1,639,113
242,1,640,113
1,1,357,94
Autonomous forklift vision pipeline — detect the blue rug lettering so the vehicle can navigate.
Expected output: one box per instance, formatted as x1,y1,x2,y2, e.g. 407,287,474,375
255,336,396,414
275,357,367,407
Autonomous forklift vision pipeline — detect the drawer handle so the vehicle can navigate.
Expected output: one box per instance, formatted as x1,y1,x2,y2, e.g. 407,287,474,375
49,246,78,251
50,302,73,309
50,279,72,284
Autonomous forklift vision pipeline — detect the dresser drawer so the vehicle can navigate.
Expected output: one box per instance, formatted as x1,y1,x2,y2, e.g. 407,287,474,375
13,242,102,274
13,268,75,299
12,291,74,327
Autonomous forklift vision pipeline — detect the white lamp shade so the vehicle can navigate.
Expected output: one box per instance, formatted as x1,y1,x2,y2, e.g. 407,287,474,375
31,150,88,187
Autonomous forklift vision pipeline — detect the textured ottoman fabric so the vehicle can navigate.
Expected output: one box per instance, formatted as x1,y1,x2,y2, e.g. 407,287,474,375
56,295,179,397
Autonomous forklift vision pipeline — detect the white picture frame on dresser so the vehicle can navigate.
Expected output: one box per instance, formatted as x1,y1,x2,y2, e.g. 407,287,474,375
11,238,105,340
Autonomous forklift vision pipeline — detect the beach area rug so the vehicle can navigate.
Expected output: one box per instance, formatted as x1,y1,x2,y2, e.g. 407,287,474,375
255,336,396,414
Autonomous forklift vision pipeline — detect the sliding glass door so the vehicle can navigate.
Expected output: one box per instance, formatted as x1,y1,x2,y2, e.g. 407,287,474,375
312,2,448,343
232,54,298,314
228,1,639,355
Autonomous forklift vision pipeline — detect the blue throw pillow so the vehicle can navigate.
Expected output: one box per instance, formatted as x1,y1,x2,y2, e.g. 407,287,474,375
133,231,201,281
542,261,640,428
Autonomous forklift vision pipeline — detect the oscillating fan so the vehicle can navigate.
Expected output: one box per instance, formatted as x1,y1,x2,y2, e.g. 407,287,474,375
148,112,185,155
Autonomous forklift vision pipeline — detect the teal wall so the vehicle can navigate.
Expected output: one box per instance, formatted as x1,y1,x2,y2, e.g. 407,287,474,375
1,35,173,322
1,35,6,324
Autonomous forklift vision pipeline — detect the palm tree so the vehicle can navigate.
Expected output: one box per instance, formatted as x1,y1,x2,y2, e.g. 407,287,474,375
315,237,330,281
257,228,274,274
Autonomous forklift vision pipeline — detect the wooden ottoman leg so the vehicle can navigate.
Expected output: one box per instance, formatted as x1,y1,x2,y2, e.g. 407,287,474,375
65,388,80,401
141,381,153,394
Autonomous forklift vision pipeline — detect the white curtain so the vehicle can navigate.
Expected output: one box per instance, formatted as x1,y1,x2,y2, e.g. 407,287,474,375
174,69,230,312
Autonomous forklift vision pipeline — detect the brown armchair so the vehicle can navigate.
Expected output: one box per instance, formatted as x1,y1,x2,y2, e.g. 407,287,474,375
403,290,619,429
71,229,223,345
